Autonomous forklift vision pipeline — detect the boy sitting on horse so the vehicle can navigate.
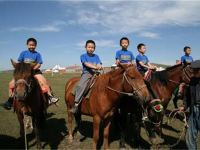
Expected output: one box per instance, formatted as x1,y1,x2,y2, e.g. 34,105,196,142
115,37,135,65
4,38,59,110
178,46,194,97
136,43,157,79
70,40,102,113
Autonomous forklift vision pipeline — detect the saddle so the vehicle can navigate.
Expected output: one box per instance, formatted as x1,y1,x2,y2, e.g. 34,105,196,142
72,73,99,99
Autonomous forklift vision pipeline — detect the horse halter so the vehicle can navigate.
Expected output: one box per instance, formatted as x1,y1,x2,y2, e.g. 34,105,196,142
14,79,32,100
107,69,147,97
146,99,163,126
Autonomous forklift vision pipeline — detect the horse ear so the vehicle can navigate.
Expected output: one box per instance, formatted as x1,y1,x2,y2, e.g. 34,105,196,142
11,59,17,68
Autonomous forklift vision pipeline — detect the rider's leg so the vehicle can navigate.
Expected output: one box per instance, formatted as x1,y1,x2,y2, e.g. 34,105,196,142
178,83,185,98
34,74,59,104
70,73,92,113
4,79,15,110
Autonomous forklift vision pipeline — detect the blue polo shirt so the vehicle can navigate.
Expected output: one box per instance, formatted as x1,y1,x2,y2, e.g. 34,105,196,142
181,55,193,65
18,50,43,64
81,53,102,74
136,53,149,73
115,49,135,64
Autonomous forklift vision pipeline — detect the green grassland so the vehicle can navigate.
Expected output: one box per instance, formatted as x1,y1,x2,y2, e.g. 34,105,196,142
0,72,199,149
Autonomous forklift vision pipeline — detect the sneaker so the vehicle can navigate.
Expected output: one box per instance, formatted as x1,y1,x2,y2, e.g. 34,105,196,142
3,100,12,110
48,96,59,105
69,105,78,114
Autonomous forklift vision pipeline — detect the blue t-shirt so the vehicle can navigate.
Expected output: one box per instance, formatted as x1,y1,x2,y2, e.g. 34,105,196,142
18,50,43,64
136,53,149,73
115,49,135,64
181,55,193,65
81,53,102,74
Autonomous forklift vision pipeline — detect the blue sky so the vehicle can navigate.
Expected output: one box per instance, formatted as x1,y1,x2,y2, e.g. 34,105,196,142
0,0,200,71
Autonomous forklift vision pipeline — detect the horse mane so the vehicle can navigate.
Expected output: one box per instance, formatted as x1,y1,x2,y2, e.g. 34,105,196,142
14,62,33,75
150,64,183,85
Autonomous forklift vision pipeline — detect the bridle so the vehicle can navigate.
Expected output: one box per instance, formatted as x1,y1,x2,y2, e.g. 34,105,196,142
106,68,147,97
169,65,192,85
14,78,32,101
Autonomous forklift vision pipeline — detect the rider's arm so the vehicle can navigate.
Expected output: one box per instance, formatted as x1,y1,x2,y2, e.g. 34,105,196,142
33,63,41,70
139,61,150,69
84,62,99,70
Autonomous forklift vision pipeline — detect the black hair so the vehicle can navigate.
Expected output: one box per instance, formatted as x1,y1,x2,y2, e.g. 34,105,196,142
120,37,129,46
137,43,145,50
27,38,37,46
85,40,96,48
183,46,191,52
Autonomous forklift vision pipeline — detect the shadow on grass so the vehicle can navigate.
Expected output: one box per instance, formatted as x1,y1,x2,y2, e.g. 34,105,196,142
0,135,25,149
161,132,187,149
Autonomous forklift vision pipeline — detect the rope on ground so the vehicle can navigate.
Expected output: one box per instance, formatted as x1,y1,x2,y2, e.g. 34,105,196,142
23,111,28,150
166,109,188,148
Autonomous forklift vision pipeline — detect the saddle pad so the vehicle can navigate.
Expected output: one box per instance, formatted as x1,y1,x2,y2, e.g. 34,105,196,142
144,69,153,81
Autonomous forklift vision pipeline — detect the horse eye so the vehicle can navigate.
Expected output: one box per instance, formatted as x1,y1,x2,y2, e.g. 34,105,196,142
131,77,135,79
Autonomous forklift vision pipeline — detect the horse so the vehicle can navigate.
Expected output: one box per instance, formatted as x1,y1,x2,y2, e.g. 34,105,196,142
11,60,47,149
118,63,198,148
64,64,151,149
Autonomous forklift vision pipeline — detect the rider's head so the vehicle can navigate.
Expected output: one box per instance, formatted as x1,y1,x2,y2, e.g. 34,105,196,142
183,46,191,56
120,37,129,50
85,40,96,54
137,43,146,54
27,38,37,52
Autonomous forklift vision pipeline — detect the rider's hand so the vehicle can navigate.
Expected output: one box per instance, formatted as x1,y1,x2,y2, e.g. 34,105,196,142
96,65,102,70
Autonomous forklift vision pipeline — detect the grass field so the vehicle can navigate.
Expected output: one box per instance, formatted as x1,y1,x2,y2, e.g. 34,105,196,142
0,72,199,149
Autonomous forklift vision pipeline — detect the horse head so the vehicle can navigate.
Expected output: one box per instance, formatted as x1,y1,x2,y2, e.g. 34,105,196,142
118,63,151,102
146,99,164,129
11,59,36,102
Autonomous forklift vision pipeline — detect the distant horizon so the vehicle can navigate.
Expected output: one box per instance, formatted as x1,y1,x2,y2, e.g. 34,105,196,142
1,1,200,71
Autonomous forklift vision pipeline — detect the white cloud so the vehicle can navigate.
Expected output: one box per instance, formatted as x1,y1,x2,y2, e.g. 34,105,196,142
138,31,160,39
61,1,200,38
9,21,67,32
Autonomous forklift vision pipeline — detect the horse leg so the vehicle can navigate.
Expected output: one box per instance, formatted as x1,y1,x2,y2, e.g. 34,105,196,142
172,94,179,109
131,117,141,148
74,112,81,133
118,109,126,149
67,108,74,141
103,120,111,150
33,119,42,149
93,115,101,150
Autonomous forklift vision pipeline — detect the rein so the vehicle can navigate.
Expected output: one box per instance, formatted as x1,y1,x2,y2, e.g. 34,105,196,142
106,71,147,97
166,109,188,147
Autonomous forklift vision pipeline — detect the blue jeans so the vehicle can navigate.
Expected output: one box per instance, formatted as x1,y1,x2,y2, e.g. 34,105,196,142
186,105,200,149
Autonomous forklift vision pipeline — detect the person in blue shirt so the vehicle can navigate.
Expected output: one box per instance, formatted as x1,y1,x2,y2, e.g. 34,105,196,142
70,40,102,113
178,46,194,97
181,46,193,65
115,37,134,65
4,38,59,110
136,43,156,75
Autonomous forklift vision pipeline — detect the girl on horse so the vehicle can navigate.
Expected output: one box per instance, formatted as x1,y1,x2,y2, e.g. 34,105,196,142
4,38,59,109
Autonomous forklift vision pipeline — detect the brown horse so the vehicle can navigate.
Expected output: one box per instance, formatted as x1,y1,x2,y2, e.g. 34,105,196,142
64,64,151,149
118,63,200,148
11,60,47,149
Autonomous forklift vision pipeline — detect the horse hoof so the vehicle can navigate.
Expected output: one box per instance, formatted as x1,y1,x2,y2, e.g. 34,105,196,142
150,137,157,145
159,138,164,144
67,135,73,143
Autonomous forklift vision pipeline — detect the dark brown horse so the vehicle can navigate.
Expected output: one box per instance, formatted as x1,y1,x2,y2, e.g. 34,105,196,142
11,60,47,149
65,64,151,149
118,64,200,148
